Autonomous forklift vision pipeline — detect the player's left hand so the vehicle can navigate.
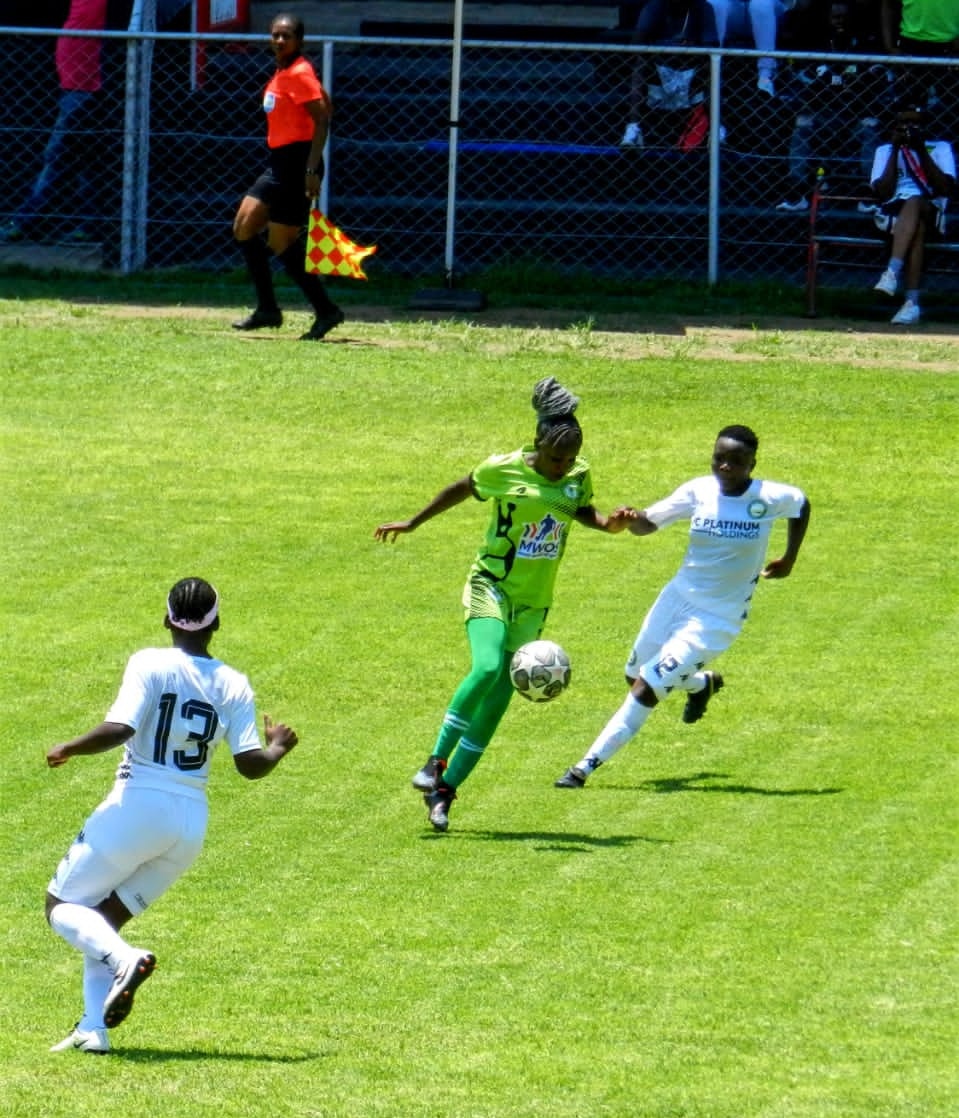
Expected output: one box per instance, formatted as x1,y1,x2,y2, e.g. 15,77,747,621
264,714,298,752
47,745,70,768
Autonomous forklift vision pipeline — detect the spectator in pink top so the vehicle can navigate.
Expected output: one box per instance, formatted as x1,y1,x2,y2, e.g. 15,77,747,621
0,0,109,243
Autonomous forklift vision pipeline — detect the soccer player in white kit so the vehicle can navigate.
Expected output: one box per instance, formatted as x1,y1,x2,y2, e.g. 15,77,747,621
45,577,299,1053
555,425,810,788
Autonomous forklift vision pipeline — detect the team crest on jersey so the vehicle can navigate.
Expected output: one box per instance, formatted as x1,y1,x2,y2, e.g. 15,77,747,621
518,514,565,559
563,481,580,500
747,500,768,519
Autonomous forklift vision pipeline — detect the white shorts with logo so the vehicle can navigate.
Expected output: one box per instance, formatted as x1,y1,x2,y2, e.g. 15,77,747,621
626,583,741,701
48,781,208,915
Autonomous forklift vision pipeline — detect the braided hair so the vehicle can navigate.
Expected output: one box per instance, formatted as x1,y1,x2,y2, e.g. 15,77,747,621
532,377,582,452
167,577,219,631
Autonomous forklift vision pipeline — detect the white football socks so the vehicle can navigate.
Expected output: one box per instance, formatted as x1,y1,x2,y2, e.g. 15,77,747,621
578,692,652,770
49,902,131,970
79,954,114,1032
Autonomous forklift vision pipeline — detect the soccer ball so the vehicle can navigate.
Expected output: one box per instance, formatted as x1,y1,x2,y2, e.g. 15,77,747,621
509,640,571,703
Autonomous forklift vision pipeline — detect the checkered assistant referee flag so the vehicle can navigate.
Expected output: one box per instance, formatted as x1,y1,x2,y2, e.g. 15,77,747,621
305,207,377,280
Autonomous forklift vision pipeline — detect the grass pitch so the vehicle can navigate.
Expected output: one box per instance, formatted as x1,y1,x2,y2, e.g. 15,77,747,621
1,291,957,1118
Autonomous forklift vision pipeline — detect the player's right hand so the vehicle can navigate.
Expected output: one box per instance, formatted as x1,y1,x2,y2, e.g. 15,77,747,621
47,745,70,768
374,521,413,542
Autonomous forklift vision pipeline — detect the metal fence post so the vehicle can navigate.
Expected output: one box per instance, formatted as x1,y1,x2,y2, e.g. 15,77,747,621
121,2,153,273
319,38,333,217
708,51,722,286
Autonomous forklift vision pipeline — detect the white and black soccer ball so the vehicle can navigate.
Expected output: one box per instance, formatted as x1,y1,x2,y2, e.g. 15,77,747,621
509,640,571,703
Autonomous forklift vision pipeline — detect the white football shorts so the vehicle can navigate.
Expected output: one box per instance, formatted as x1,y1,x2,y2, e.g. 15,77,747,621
626,583,741,701
48,782,208,915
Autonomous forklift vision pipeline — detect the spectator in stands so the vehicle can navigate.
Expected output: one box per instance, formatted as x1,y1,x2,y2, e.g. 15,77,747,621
870,100,956,324
880,0,959,127
232,12,344,342
705,0,792,96
849,0,886,51
881,0,959,59
776,0,823,50
775,0,894,211
0,0,110,244
614,3,648,33
617,0,710,148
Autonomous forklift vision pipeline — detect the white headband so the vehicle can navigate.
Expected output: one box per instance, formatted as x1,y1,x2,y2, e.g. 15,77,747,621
167,590,219,631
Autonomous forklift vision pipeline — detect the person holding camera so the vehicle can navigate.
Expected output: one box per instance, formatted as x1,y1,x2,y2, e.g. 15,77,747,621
869,102,955,324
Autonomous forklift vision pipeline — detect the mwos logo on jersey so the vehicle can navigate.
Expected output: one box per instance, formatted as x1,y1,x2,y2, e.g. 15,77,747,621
518,514,566,560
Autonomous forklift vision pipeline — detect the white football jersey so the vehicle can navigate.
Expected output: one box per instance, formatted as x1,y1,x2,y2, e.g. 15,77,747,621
645,476,806,624
105,647,261,795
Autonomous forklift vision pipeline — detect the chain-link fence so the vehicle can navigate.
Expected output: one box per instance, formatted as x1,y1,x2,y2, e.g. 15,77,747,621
0,22,956,289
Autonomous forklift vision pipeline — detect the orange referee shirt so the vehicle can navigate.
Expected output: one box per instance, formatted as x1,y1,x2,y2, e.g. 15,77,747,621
263,56,326,149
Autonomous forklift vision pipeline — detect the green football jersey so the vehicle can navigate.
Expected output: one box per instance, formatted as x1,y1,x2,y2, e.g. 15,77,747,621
468,446,594,609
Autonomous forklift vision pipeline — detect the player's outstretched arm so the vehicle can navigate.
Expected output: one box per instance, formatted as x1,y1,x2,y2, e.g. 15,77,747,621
762,497,811,580
574,505,640,533
234,714,299,780
47,721,134,768
374,475,474,542
626,510,659,537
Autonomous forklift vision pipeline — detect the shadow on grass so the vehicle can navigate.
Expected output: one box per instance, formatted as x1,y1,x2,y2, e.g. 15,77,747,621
116,1047,324,1063
609,771,843,797
450,829,671,853
233,332,377,348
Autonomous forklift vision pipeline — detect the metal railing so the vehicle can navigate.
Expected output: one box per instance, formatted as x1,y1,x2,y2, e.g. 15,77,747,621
0,23,955,289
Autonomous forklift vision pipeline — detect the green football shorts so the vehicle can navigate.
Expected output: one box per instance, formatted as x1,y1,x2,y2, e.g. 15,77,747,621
461,573,547,652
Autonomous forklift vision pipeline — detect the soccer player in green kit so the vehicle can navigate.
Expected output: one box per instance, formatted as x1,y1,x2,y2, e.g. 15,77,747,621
374,378,632,832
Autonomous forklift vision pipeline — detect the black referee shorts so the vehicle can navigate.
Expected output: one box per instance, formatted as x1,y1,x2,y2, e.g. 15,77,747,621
245,140,315,227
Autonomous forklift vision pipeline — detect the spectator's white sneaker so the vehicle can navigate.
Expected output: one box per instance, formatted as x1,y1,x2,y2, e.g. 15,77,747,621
757,76,776,97
874,268,899,296
775,198,809,212
50,1026,110,1054
890,300,920,325
620,122,644,148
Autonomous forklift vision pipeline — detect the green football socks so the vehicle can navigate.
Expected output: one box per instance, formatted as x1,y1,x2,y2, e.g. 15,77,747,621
432,617,515,787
